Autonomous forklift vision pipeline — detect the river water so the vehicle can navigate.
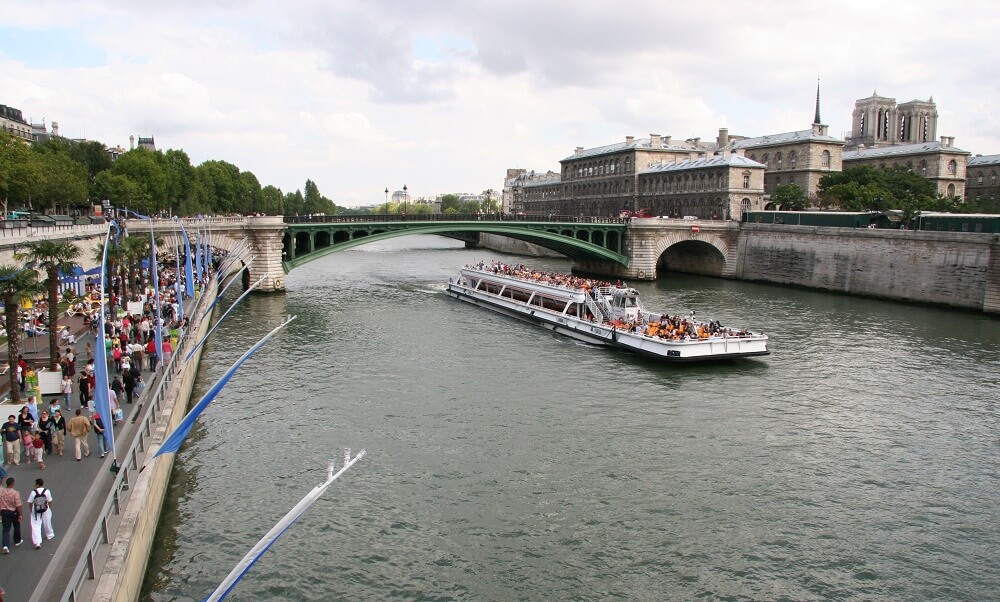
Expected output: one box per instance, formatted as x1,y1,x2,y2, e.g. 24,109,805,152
143,235,1000,601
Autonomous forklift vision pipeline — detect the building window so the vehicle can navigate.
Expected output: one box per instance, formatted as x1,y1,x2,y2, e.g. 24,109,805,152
741,197,751,215
821,150,831,168
947,160,956,175
920,160,928,176
977,173,983,185
991,171,997,185
947,184,956,197
742,172,750,189
762,153,769,167
776,152,783,169
789,151,797,169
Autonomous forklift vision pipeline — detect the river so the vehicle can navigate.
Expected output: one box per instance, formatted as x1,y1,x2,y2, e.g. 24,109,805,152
143,235,1000,601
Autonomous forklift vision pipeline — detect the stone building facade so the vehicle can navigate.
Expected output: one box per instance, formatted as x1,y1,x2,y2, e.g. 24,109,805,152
845,93,939,150
731,123,843,201
503,168,559,214
0,104,32,142
842,137,970,198
965,155,1000,207
636,152,765,220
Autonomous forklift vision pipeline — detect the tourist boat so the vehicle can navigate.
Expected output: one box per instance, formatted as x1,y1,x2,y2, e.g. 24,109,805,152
446,262,769,362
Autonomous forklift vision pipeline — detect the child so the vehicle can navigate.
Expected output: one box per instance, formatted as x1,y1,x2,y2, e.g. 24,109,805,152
22,429,34,464
31,432,45,469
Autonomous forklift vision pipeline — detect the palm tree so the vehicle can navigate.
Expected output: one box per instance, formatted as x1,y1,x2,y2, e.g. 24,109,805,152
120,235,151,301
93,238,127,319
16,240,80,369
0,265,42,404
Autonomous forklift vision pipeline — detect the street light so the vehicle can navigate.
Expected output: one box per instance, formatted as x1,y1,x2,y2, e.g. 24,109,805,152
402,185,408,216
384,188,388,215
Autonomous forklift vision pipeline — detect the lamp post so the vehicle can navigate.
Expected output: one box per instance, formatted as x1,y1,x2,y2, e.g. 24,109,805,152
402,185,408,216
486,189,494,215
384,188,388,215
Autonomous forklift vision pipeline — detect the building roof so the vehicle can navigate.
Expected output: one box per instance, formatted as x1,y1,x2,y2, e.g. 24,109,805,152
968,154,1000,167
641,154,765,174
731,128,842,150
562,136,714,161
843,140,970,160
522,174,562,188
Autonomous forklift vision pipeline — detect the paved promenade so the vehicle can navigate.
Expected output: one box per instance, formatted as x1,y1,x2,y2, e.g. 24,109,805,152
0,309,184,600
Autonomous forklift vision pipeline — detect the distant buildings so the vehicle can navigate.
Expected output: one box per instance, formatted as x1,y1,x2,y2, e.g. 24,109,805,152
0,104,32,142
506,87,988,218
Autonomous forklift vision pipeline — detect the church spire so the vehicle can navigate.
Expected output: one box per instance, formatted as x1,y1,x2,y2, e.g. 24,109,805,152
813,78,822,125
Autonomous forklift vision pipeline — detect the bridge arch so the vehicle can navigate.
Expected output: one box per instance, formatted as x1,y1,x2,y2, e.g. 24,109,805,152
651,232,730,278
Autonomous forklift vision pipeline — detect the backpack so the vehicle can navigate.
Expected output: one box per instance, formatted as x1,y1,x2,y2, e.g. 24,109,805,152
32,489,48,514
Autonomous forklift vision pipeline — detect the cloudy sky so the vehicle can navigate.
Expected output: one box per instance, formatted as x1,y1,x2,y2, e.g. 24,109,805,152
2,1,998,206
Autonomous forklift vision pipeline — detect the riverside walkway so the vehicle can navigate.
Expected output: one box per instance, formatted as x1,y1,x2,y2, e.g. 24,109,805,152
0,291,208,601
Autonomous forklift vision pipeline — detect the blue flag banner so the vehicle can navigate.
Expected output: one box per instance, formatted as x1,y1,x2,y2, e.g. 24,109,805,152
194,226,204,285
203,449,366,602
151,224,163,364
181,225,195,299
187,274,268,363
201,262,253,322
93,224,116,459
149,316,296,461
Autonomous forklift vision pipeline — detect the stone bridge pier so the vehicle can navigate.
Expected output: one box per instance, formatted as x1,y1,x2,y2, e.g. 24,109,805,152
575,219,741,281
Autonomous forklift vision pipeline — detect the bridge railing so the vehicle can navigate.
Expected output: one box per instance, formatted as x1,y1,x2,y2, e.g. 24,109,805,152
283,213,626,225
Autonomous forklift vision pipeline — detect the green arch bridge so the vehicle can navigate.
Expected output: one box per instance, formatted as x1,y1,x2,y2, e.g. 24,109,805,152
282,214,630,271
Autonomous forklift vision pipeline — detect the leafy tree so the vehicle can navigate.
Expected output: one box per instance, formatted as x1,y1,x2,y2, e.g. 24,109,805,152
460,200,481,213
440,194,461,212
34,151,88,212
195,160,242,213
16,241,81,369
0,132,42,214
111,148,168,213
770,184,809,211
284,190,305,215
159,149,195,216
93,171,142,210
407,202,432,215
260,185,284,215
239,171,263,214
0,265,43,404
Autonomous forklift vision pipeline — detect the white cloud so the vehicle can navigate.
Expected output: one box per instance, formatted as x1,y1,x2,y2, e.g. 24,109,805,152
1,0,998,206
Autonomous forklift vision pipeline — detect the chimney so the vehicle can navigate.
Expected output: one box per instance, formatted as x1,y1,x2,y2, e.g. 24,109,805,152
940,136,954,148
650,133,661,148
663,135,671,145
51,121,59,137
575,146,584,155
625,135,634,145
718,128,729,147
129,135,135,150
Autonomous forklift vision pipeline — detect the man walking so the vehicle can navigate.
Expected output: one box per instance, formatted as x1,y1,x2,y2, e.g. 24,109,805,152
26,478,54,549
0,477,22,554
1,417,20,466
67,409,92,461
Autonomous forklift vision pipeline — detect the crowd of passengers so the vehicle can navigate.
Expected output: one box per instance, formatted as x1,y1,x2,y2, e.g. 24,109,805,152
470,260,615,291
610,315,755,340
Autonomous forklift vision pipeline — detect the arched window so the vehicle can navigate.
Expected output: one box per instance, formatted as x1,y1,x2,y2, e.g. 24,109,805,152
789,150,797,169
991,171,997,185
776,152,783,169
821,150,831,168
762,153,769,167
947,184,956,197
977,172,983,185
920,160,928,176
741,197,751,215
947,160,957,175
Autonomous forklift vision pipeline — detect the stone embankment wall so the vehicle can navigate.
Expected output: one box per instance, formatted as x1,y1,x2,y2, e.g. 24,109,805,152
735,224,1000,311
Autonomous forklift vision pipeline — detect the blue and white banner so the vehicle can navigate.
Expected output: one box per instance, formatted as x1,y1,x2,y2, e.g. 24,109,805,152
181,225,195,300
149,315,295,461
93,223,118,459
187,273,267,363
203,449,366,602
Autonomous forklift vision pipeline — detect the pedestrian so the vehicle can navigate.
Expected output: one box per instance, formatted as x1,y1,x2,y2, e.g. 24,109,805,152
51,410,66,457
61,374,73,409
93,412,107,458
78,371,92,410
37,410,55,456
0,476,23,553
1,417,20,466
29,432,44,470
123,368,135,405
25,478,54,549
67,409,91,461
146,338,159,371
